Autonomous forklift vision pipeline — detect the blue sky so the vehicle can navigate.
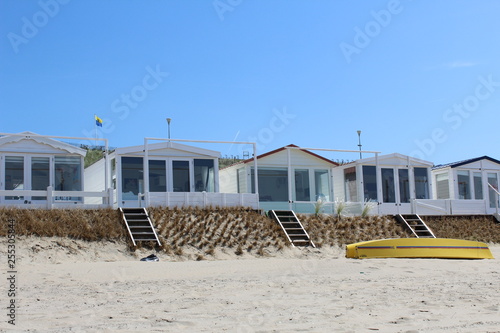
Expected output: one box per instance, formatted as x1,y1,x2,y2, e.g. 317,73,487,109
1,0,500,164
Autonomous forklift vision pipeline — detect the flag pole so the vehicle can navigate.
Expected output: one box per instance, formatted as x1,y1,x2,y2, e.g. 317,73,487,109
94,114,97,146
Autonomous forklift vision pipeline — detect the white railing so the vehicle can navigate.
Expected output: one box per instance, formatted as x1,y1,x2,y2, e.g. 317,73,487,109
413,199,450,215
0,187,113,209
413,199,489,215
146,192,259,209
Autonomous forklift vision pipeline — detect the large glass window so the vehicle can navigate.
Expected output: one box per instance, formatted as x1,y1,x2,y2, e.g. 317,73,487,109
251,168,288,202
381,168,395,203
398,169,410,203
344,167,357,202
5,156,24,200
457,170,471,199
173,160,190,192
414,167,429,199
473,172,483,200
149,160,166,192
488,173,498,208
362,165,377,202
54,156,82,201
194,159,215,192
294,169,310,201
435,172,449,199
54,156,82,192
31,157,50,200
121,157,143,200
315,170,330,201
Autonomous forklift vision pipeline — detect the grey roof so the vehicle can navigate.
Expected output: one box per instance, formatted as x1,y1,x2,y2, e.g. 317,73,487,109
432,156,500,170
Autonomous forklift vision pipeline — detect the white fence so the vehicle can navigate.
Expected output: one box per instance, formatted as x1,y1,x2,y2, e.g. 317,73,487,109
2,189,494,215
285,199,494,216
0,188,259,210
0,187,113,209
145,192,259,209
412,199,489,215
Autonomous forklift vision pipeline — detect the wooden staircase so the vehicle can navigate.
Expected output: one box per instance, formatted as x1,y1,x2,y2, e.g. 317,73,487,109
119,208,161,246
395,214,436,238
269,210,315,247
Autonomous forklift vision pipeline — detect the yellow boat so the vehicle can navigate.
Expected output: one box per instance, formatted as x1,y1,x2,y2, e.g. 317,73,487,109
346,238,494,259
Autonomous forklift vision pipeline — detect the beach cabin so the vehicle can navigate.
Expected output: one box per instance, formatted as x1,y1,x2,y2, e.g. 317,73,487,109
431,156,500,215
219,144,338,213
85,140,259,208
331,153,433,215
0,132,88,208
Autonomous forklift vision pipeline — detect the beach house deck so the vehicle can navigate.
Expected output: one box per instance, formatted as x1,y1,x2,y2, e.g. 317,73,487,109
85,139,259,209
332,153,434,215
426,156,500,215
219,144,338,214
0,132,111,208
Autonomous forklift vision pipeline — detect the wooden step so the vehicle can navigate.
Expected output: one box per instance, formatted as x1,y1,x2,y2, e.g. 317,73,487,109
269,210,315,248
396,214,436,239
120,207,161,246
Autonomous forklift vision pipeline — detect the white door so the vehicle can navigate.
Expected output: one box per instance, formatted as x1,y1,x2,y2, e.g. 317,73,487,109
379,167,412,215
379,168,399,215
397,168,412,214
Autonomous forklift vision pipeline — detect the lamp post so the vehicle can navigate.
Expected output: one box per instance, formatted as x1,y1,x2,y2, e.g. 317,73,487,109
166,118,172,140
357,130,362,159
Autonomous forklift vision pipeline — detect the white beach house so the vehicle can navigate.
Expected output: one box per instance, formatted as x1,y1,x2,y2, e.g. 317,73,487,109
0,132,99,208
430,156,500,215
85,140,258,208
219,144,338,213
331,153,433,215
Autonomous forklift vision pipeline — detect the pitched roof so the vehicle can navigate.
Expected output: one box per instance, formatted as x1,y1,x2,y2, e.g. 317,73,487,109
114,140,221,157
0,131,86,155
432,156,500,170
222,144,339,169
351,152,433,166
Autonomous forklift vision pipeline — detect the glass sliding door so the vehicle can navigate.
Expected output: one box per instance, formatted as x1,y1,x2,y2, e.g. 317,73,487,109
362,166,377,202
488,173,498,208
251,168,288,202
31,157,50,200
121,157,143,200
398,169,410,203
173,160,190,192
315,170,330,201
149,160,166,192
54,156,82,201
5,156,24,200
381,168,395,203
294,169,310,201
457,170,471,199
414,167,429,199
194,159,215,192
473,172,483,200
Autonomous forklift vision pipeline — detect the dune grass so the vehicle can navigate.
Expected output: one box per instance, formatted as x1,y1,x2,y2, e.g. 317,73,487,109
1,207,499,258
424,215,500,243
300,214,413,247
0,207,126,241
148,206,285,256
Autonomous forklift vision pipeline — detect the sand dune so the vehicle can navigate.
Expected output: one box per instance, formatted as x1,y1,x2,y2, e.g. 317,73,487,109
0,237,498,332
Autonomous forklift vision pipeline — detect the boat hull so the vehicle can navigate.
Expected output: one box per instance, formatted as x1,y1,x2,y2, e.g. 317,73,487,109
346,238,494,259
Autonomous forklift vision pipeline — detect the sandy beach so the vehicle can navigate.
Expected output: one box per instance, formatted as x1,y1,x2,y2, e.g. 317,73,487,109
1,238,499,332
